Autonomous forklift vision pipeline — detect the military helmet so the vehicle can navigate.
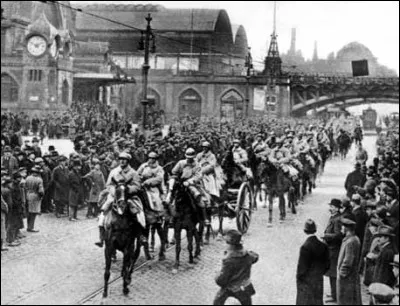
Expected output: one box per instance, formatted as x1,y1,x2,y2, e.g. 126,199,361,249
201,141,211,148
185,148,196,158
118,152,132,160
148,152,158,159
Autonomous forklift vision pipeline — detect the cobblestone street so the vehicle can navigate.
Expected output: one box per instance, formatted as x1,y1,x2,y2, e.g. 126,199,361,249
1,136,376,305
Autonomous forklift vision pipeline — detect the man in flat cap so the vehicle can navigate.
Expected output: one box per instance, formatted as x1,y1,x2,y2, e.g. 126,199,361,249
337,218,362,305
372,226,397,287
322,199,343,303
296,219,330,305
213,229,259,305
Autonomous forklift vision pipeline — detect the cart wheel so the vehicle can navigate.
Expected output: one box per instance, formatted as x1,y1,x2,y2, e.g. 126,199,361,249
236,182,253,234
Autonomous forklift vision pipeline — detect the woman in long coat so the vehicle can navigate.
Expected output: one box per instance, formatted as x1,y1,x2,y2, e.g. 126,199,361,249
25,167,44,232
337,219,362,305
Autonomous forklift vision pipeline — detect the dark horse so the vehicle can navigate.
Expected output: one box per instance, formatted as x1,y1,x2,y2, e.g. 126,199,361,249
353,126,363,146
168,181,202,270
256,158,294,223
337,132,352,160
103,181,144,298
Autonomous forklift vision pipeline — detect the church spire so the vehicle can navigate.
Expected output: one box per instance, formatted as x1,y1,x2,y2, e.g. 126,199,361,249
264,1,282,76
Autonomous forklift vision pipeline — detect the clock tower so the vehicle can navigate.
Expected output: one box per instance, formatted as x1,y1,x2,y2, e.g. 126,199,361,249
23,12,73,113
1,1,74,114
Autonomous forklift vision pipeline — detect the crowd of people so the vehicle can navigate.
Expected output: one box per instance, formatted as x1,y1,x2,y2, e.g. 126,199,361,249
1,102,398,305
295,129,399,305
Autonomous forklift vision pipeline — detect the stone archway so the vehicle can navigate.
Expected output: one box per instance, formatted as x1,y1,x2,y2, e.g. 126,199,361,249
179,88,202,118
220,89,244,121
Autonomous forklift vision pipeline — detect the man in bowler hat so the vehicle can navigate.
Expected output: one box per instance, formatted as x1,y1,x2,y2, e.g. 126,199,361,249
213,229,259,305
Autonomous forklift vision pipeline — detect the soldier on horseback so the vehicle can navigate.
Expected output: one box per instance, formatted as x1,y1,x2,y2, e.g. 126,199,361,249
232,139,252,179
95,152,143,248
168,148,210,225
196,141,219,199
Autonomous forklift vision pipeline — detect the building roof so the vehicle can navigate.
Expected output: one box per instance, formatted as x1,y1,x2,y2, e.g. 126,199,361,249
75,4,231,33
336,41,375,60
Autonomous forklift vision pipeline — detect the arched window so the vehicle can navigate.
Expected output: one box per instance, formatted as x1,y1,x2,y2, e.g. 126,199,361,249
62,79,69,105
1,73,19,102
179,89,202,118
221,89,244,121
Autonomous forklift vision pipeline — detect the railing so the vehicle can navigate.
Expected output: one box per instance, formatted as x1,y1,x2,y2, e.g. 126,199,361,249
289,74,399,86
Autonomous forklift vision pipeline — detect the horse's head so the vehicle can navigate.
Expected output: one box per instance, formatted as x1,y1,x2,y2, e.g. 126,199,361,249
112,177,129,216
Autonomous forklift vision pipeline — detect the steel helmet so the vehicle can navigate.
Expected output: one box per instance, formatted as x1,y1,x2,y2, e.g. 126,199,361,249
185,148,196,158
148,152,158,159
201,141,211,148
233,139,240,144
118,152,132,160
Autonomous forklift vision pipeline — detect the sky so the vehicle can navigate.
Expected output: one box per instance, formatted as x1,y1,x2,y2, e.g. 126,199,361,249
72,1,400,75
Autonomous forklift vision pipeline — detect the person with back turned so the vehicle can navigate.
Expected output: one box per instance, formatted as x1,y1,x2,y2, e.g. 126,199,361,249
296,219,330,305
213,229,259,305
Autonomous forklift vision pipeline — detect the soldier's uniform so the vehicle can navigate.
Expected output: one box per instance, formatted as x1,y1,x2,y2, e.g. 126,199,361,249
196,143,219,198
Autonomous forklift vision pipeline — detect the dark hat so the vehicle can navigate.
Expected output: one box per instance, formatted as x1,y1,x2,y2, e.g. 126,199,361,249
355,162,362,169
341,218,356,227
58,155,68,162
374,225,395,237
30,166,42,174
48,145,56,152
32,137,39,143
4,146,12,153
225,230,243,246
51,151,59,157
81,146,89,154
374,206,388,220
304,219,317,234
72,160,82,167
357,188,367,197
329,198,342,209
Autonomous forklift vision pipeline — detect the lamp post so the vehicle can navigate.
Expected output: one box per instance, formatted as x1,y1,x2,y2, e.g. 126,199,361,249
138,13,156,131
244,47,253,119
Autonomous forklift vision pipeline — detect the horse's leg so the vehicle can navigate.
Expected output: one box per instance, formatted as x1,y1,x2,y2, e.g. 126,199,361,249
268,193,273,224
156,224,166,261
218,205,224,236
142,226,152,261
198,221,205,246
163,220,170,248
150,225,156,253
279,193,286,221
187,227,194,264
289,187,297,214
103,245,112,299
122,250,131,296
174,226,181,270
205,224,211,245
194,225,201,258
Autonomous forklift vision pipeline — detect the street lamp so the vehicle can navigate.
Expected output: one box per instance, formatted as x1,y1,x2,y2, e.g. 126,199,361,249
244,47,253,118
138,13,156,131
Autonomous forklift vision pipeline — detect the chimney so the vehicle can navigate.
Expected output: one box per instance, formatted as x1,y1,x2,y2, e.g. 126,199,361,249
289,28,296,55
312,40,318,62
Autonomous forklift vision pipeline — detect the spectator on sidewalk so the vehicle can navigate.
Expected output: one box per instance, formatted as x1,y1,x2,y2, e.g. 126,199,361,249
337,218,362,305
372,226,397,288
51,156,69,218
68,160,84,222
83,158,105,219
322,199,343,304
1,177,12,251
213,229,259,305
296,219,330,305
25,166,44,233
350,194,368,248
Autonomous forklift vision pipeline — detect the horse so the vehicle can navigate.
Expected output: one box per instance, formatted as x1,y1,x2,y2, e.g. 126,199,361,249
103,181,144,298
298,153,316,198
337,133,352,160
168,180,202,270
256,158,293,224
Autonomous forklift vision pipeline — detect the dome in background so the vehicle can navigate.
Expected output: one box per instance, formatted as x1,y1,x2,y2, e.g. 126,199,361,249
336,41,375,61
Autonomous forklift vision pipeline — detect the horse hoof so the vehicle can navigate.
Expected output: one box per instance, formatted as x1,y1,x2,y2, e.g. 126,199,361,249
123,288,130,296
189,260,195,265
159,254,166,261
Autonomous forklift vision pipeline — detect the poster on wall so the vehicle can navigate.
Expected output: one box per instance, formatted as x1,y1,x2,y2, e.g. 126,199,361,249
253,86,266,111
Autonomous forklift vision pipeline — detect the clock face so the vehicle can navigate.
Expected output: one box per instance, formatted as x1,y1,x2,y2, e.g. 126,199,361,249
27,35,47,57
